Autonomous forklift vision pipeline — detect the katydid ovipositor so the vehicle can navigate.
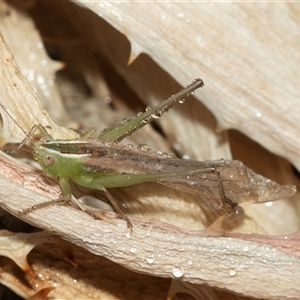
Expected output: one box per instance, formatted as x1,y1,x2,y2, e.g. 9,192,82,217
1,78,296,228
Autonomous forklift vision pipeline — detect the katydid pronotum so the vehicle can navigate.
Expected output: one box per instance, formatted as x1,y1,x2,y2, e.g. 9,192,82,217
0,78,295,228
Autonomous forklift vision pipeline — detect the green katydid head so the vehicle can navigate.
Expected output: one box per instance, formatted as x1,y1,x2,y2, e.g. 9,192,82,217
34,142,86,179
34,145,62,177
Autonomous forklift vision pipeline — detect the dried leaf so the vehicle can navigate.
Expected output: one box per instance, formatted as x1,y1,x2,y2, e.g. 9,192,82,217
0,2,300,300
78,1,300,171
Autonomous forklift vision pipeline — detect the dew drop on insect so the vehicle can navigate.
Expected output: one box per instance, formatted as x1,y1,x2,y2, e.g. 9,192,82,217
142,117,150,124
178,98,186,104
243,246,249,252
153,109,163,119
137,111,143,116
130,247,137,253
122,117,128,123
146,256,155,264
172,266,184,278
145,106,152,112
228,268,237,277
187,259,193,265
138,143,151,152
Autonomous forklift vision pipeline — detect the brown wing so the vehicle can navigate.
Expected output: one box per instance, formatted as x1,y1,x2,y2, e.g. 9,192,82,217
78,140,295,211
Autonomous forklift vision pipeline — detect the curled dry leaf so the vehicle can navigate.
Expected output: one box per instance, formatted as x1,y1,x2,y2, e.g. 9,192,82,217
79,1,300,171
0,230,192,300
0,1,70,126
0,1,300,300
0,35,76,144
0,230,75,278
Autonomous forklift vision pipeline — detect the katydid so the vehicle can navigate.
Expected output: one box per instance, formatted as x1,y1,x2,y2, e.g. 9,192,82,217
0,78,295,228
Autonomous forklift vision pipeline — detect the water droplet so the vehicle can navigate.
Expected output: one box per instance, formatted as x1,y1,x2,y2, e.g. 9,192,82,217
265,201,273,207
104,96,111,104
146,256,155,264
151,109,163,119
145,106,152,112
137,111,143,116
178,98,186,104
130,247,137,253
173,266,184,278
243,246,249,252
187,260,193,265
142,117,150,124
228,268,237,277
138,144,151,152
151,113,159,119
256,111,262,118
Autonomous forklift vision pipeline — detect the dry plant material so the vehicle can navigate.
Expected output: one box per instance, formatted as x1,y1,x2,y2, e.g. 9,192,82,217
0,1,299,300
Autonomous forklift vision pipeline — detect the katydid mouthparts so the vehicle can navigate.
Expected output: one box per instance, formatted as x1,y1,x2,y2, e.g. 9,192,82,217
0,78,296,229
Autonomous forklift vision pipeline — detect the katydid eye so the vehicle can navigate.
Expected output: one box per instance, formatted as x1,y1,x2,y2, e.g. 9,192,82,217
43,154,55,166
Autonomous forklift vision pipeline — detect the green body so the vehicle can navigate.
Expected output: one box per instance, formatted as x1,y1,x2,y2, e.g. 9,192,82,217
34,140,189,192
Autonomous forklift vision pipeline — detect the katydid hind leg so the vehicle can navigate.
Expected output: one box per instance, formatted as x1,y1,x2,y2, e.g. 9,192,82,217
98,79,204,142
211,167,238,208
